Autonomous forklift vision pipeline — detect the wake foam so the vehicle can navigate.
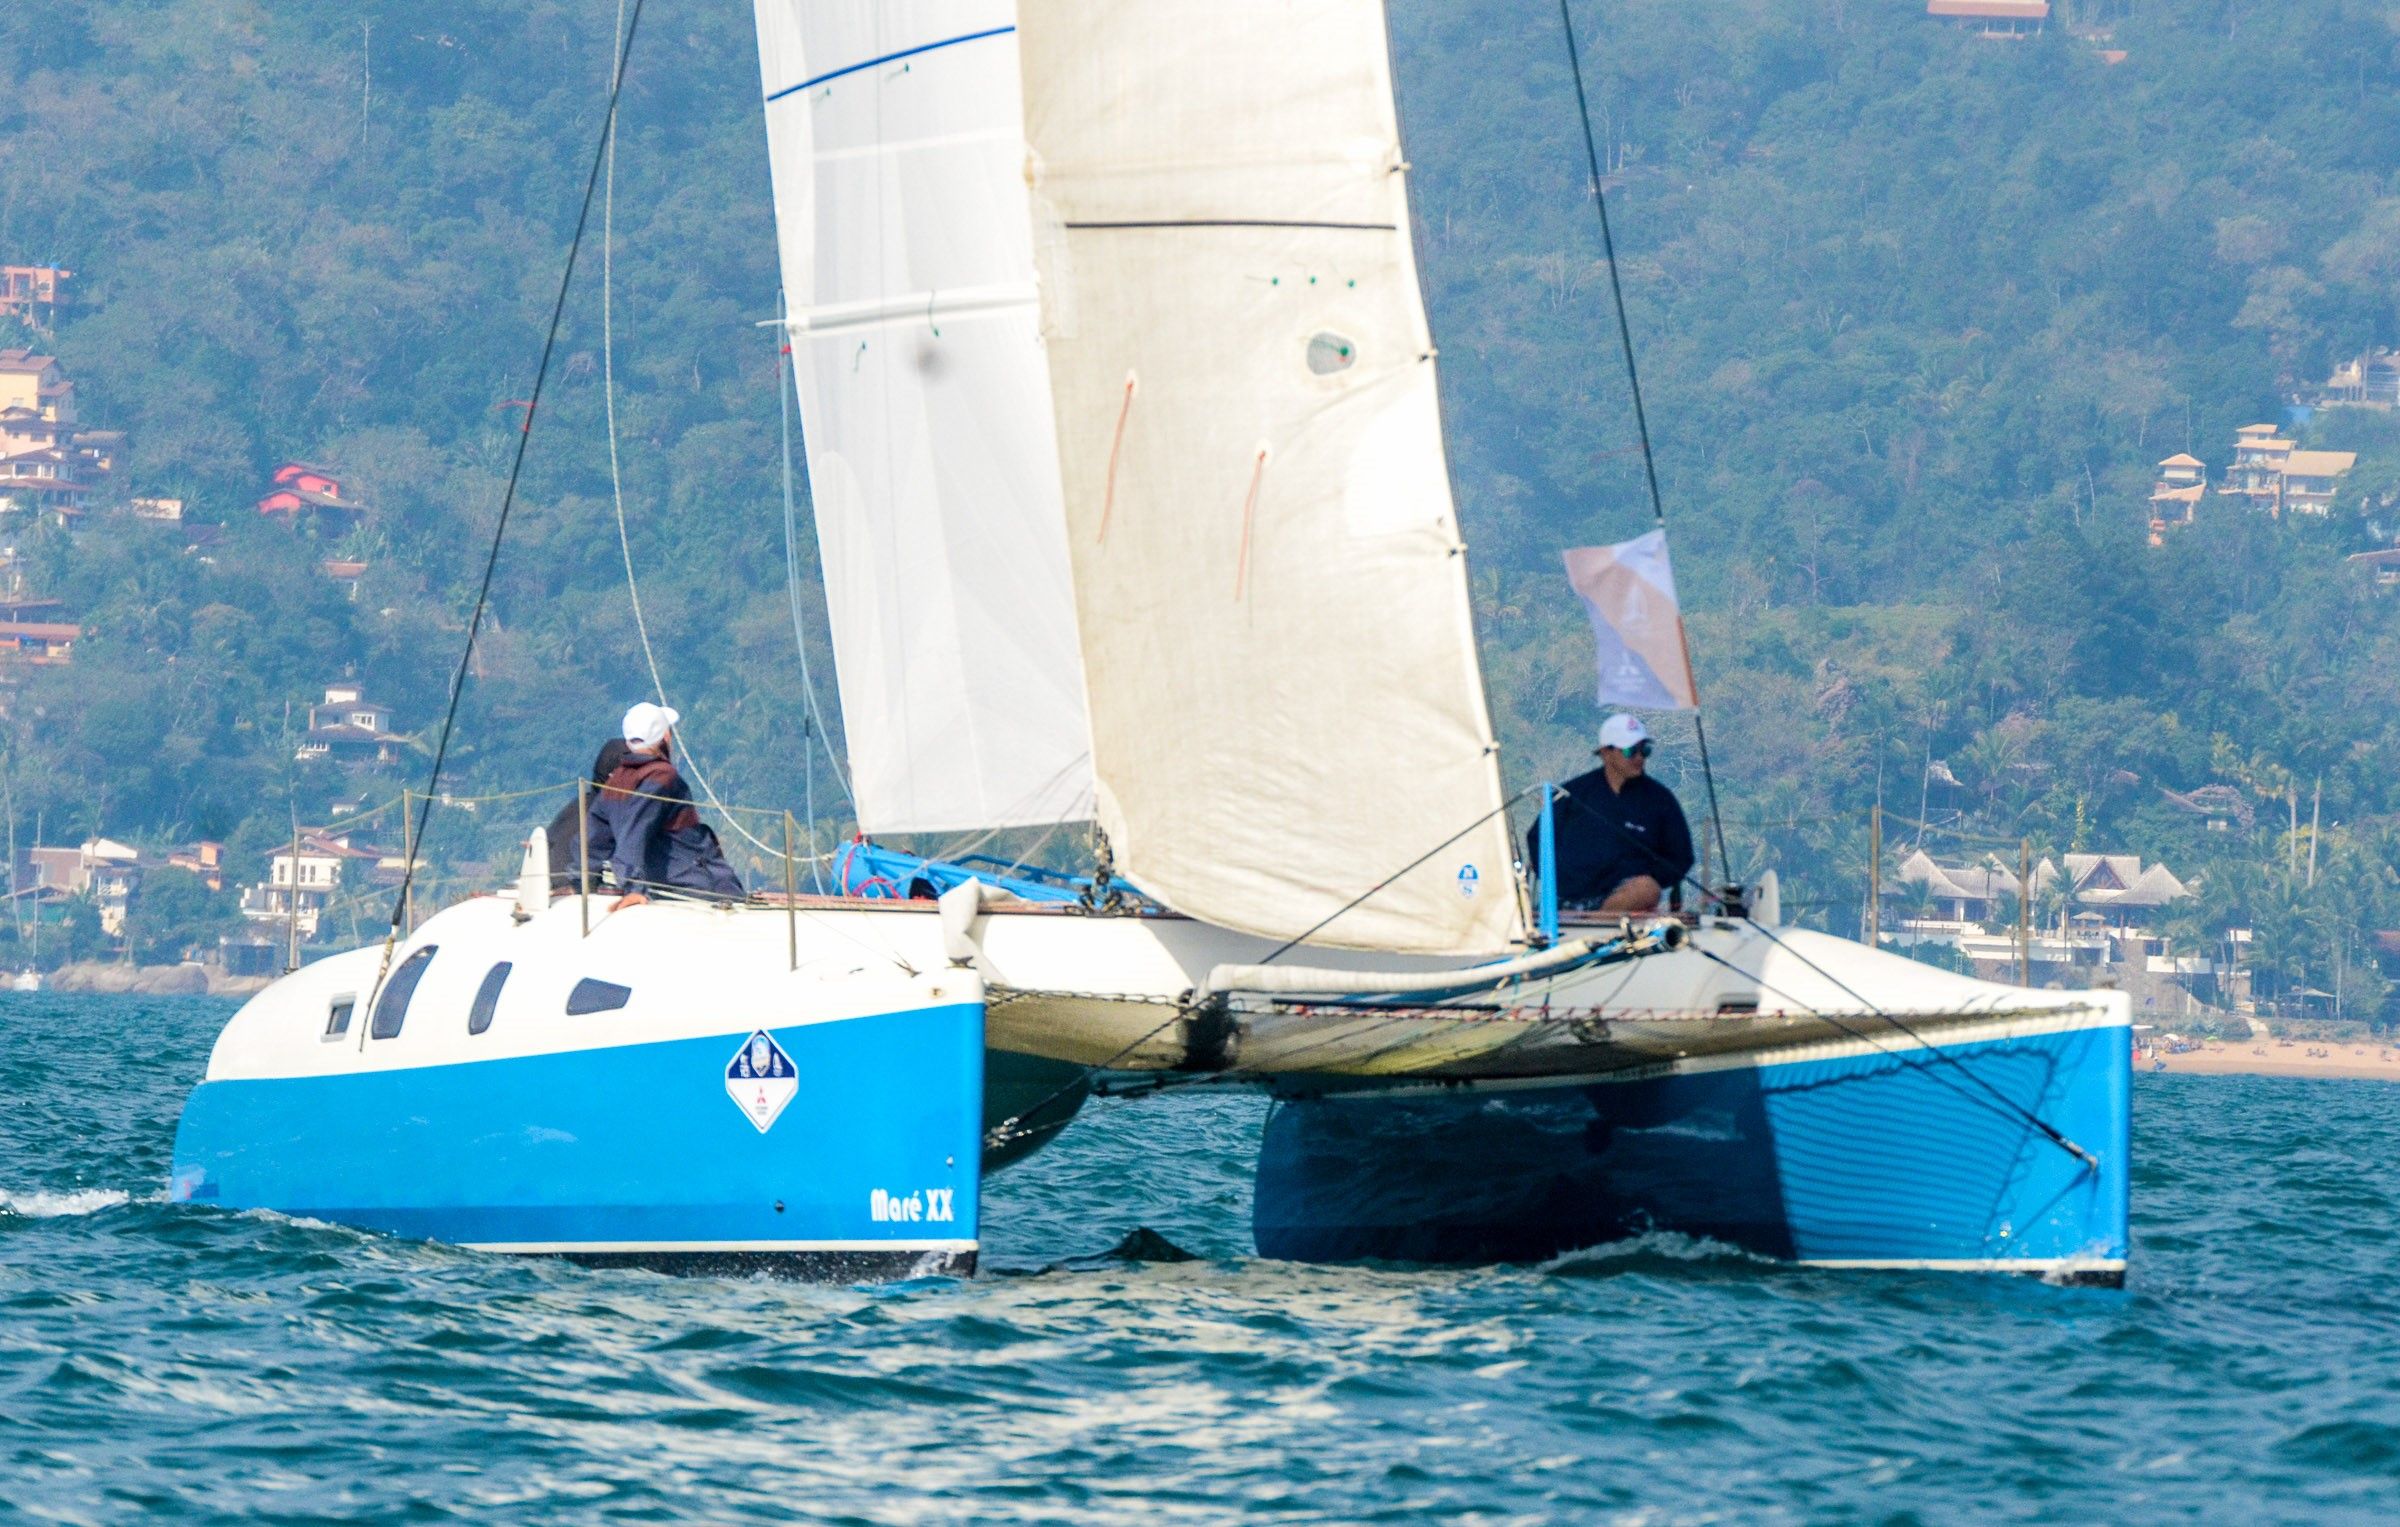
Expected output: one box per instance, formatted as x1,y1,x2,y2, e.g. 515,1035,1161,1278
0,1187,131,1218
1537,1230,1770,1274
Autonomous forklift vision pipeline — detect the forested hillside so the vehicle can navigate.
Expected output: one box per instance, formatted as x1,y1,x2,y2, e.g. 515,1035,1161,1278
1,1,2396,1010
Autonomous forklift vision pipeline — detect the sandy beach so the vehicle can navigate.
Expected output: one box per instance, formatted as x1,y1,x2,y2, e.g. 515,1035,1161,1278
2148,1043,2400,1083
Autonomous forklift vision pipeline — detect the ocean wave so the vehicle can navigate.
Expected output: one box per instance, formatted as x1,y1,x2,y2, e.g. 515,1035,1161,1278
0,1187,131,1218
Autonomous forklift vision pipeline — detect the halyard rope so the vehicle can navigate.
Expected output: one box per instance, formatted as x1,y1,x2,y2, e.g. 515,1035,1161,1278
372,0,650,1016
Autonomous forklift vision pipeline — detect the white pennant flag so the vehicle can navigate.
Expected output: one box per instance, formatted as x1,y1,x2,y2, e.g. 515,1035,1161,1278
1563,529,1699,712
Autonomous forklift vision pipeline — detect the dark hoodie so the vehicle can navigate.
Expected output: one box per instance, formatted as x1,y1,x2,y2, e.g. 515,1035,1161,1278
545,738,629,891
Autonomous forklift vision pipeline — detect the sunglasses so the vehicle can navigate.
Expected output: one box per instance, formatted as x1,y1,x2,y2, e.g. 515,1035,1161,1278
1609,739,1654,759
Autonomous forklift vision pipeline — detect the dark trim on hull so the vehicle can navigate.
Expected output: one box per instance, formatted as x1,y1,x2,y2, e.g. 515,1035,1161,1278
557,1247,976,1280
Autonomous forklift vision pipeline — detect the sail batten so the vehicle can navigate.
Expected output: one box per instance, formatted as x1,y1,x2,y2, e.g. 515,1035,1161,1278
752,1,1095,835
1018,0,1524,954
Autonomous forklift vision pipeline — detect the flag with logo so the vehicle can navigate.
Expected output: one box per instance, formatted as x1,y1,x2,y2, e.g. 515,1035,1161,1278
1562,529,1699,711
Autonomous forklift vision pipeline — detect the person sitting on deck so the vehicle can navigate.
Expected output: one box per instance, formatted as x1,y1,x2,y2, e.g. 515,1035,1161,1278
545,736,628,893
591,702,745,907
1527,713,1695,914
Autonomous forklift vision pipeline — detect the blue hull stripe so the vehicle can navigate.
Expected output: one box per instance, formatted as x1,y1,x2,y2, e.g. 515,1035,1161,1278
765,26,1014,104
172,1005,983,1254
1255,1020,2129,1269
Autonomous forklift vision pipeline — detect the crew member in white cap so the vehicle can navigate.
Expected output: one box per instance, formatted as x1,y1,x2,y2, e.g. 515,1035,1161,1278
1526,712,1694,913
588,701,744,907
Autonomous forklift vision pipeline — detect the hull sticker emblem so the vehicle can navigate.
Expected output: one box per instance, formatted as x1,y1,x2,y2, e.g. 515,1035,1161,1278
725,1029,798,1133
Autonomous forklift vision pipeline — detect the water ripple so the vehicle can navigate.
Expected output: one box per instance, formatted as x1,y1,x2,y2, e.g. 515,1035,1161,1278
4,994,2400,1521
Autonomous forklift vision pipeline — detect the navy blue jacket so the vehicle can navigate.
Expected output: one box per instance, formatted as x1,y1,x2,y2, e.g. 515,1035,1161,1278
591,751,743,900
1528,766,1695,906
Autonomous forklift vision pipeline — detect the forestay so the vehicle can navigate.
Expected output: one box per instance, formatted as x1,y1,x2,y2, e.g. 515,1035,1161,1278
752,2,1094,833
1017,0,1522,953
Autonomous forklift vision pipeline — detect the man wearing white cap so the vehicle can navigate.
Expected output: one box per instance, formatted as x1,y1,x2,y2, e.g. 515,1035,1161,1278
588,701,744,906
1527,712,1694,913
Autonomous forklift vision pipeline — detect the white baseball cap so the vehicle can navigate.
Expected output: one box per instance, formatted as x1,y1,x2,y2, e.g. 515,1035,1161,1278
621,701,680,749
1595,713,1651,754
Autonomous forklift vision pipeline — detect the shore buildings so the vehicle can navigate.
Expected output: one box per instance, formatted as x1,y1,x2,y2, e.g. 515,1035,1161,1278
2219,423,2355,517
1926,0,2048,37
297,681,402,765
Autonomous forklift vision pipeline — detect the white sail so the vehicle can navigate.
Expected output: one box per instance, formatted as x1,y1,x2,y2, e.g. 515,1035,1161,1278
1017,0,1522,954
752,2,1094,833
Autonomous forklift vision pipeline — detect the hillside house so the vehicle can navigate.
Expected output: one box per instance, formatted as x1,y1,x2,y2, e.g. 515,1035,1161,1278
1926,0,2048,36
2350,547,2400,589
2060,853,2190,929
2315,349,2400,410
2217,423,2354,516
0,349,75,427
130,496,184,522
320,558,367,597
21,837,141,934
2220,424,2292,502
0,620,79,664
167,840,226,892
2148,453,2204,543
2280,450,2357,515
297,681,401,764
256,462,367,530
240,829,382,940
0,266,70,327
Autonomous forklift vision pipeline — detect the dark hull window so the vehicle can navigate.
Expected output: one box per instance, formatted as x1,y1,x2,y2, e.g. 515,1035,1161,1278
370,946,439,1039
468,962,513,1035
324,998,354,1040
566,977,632,1015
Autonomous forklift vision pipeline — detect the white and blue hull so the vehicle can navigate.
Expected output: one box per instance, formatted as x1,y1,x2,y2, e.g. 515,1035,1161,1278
1252,1009,2128,1280
170,896,984,1276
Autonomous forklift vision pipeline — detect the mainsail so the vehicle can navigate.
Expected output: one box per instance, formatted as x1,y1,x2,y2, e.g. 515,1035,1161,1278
1017,1,1523,954
751,2,1093,833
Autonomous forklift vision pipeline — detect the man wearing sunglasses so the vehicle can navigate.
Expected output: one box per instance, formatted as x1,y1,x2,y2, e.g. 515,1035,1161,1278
1529,712,1695,914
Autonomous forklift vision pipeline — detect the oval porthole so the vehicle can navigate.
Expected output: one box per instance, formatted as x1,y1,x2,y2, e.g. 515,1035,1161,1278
566,977,632,1015
369,946,438,1040
468,962,512,1035
1306,331,1357,375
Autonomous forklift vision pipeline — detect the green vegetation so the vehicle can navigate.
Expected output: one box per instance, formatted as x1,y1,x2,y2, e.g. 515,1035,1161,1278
1,2,2395,1011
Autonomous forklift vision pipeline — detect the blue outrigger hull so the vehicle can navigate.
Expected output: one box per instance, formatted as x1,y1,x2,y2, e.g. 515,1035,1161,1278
1254,1019,2129,1280
171,1004,985,1278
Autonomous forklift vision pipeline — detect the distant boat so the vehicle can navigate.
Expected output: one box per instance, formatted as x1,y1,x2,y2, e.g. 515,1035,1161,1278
10,970,37,992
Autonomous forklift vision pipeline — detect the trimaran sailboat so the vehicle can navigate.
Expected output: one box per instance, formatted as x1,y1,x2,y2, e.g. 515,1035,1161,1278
170,1,2129,1283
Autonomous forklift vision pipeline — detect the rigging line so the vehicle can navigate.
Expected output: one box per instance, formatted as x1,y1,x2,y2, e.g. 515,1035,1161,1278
1558,0,1731,892
1254,783,1543,969
596,24,784,868
983,1005,1191,1150
777,292,816,891
380,0,649,958
1688,941,2086,1160
1737,918,2099,1166
776,286,855,818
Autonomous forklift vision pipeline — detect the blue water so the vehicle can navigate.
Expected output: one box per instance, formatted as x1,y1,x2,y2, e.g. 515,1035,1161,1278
4,995,2397,1523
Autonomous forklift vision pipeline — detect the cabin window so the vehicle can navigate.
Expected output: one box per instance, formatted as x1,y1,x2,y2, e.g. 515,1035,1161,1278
369,946,438,1039
566,977,631,1015
468,962,512,1036
323,996,355,1040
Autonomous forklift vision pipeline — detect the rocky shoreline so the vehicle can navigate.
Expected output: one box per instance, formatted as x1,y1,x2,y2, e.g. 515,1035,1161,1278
43,961,270,998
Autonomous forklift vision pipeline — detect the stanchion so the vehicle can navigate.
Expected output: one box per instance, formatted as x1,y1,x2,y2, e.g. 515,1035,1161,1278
577,777,591,937
784,811,798,971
